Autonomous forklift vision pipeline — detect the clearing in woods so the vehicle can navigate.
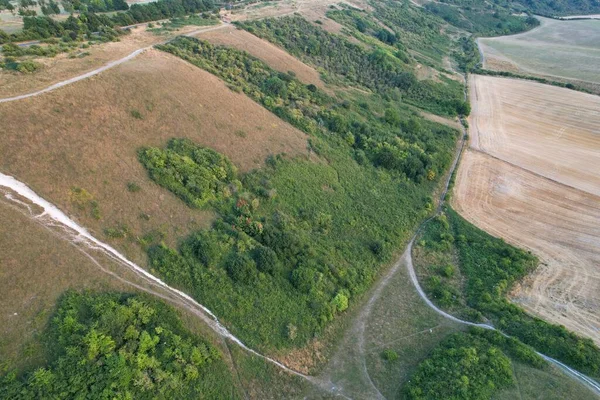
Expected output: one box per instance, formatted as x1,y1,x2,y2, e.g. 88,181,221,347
479,16,600,84
0,49,309,268
453,75,600,345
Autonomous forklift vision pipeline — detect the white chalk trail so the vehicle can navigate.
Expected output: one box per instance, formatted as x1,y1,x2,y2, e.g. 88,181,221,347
0,172,308,380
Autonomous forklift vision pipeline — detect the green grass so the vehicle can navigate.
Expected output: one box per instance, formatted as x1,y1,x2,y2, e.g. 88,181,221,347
147,35,460,352
413,206,600,377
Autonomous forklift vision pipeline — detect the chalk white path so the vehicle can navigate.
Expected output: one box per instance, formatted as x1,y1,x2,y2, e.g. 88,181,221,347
0,172,310,379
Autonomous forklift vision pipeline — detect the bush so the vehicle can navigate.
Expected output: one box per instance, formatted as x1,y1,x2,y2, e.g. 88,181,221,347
138,138,239,208
0,292,232,398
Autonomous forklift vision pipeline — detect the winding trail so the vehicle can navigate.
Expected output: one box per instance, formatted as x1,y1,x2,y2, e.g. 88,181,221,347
1,18,599,397
0,172,311,381
402,121,600,396
0,23,229,104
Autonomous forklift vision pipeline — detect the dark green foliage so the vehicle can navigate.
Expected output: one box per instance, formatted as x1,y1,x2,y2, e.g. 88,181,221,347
0,292,236,399
138,138,239,208
62,0,129,13
158,37,457,183
0,0,214,44
421,207,600,376
151,30,460,349
237,16,467,117
454,36,481,73
404,327,545,399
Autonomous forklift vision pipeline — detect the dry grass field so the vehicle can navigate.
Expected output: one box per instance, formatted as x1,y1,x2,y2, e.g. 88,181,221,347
0,25,176,98
0,197,129,371
195,25,326,88
479,17,600,84
469,75,600,197
453,74,600,344
0,49,308,267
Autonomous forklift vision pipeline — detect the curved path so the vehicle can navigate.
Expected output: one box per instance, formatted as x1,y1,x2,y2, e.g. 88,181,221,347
2,22,599,397
0,172,311,380
0,23,229,104
402,122,600,396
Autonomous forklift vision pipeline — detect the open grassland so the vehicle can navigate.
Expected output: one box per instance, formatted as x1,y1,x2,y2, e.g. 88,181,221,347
469,75,600,197
479,17,600,84
0,25,176,98
194,25,326,89
0,49,308,267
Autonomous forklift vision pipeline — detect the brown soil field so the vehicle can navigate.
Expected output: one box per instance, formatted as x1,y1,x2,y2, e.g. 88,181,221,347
453,74,600,344
453,150,600,344
469,75,600,197
195,25,325,88
0,49,308,267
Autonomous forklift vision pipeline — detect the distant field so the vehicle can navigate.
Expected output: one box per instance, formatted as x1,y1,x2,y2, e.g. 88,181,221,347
469,75,600,197
454,75,600,345
479,16,600,84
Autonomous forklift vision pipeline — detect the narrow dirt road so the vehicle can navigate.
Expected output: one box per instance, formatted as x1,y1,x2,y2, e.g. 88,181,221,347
0,23,230,104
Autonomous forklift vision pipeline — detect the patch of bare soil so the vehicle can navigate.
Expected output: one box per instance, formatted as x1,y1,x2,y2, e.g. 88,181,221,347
195,25,325,88
0,49,308,267
453,150,600,345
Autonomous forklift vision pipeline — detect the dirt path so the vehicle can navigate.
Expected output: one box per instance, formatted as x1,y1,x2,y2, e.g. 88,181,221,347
0,23,230,104
0,172,311,380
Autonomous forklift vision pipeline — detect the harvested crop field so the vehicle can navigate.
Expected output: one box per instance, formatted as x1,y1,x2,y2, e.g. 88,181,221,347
469,75,600,197
453,150,600,344
453,74,600,344
479,17,600,84
0,49,308,266
194,25,326,88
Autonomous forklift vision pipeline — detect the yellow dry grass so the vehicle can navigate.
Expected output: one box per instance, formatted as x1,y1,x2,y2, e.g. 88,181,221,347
469,75,600,197
453,74,600,344
195,25,325,88
0,49,308,266
0,198,129,370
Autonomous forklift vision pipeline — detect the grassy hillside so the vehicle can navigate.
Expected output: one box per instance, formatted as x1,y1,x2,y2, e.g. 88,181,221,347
238,15,468,117
142,36,459,351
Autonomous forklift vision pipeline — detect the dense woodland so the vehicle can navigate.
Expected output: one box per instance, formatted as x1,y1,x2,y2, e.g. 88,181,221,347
237,15,468,117
0,292,236,399
425,1,539,36
416,207,600,376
